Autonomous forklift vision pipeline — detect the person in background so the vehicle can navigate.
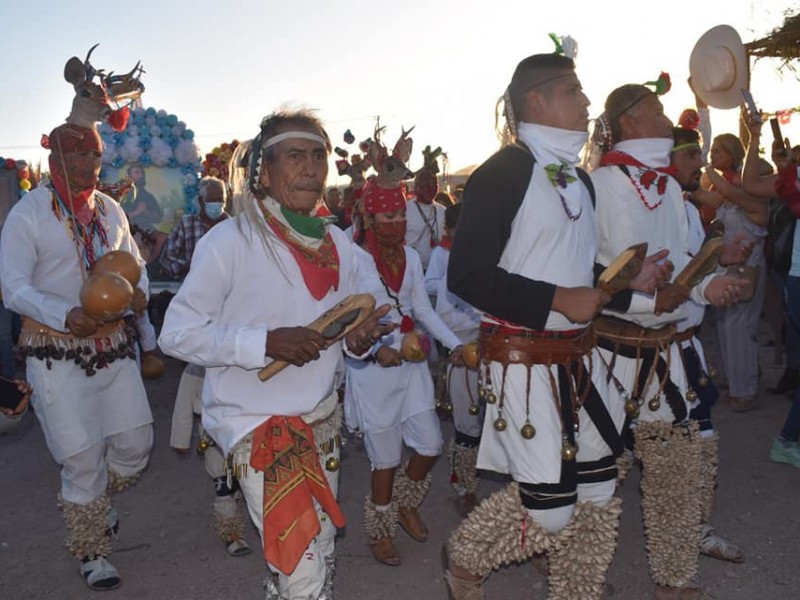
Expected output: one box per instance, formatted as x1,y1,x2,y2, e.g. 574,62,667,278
0,378,31,435
699,133,769,412
670,122,746,564
124,164,163,231
740,112,800,469
434,190,455,208
425,203,483,517
406,166,445,271
345,178,464,567
161,176,229,279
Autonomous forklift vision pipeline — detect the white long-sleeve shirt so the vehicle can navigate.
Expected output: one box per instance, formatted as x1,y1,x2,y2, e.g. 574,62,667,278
405,199,445,270
158,207,361,455
0,185,148,330
425,246,481,343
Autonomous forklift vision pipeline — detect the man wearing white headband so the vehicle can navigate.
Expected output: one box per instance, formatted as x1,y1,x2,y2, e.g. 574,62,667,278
159,109,392,600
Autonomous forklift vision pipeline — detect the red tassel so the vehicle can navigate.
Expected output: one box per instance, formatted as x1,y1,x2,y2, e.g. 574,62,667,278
108,107,130,132
678,109,700,131
400,315,415,334
40,134,51,149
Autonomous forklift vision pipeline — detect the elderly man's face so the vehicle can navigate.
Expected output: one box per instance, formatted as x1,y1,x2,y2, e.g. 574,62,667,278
260,125,329,215
621,94,674,140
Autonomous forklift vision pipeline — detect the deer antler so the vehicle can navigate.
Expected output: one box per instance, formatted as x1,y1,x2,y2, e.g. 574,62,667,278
392,125,415,164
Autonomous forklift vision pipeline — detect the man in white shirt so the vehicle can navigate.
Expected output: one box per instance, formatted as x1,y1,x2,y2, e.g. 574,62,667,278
159,109,391,600
405,167,445,270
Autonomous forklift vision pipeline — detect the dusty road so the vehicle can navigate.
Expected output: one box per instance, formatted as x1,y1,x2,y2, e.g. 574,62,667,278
1,315,799,600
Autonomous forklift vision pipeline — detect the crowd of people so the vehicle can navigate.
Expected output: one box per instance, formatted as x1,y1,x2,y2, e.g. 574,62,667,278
1,36,800,600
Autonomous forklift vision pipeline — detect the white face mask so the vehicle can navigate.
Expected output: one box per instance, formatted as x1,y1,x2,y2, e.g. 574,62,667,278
204,202,224,219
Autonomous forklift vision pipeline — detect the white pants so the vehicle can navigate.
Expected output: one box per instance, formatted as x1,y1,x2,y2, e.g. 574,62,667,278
363,408,443,470
60,423,153,505
237,436,340,600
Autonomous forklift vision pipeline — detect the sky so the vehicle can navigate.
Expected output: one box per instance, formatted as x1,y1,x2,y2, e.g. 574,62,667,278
1,0,799,188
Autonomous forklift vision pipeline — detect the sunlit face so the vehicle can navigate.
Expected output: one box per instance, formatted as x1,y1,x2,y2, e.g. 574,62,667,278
620,94,673,140
671,146,703,192
529,72,590,132
58,149,102,190
709,141,734,171
259,125,329,215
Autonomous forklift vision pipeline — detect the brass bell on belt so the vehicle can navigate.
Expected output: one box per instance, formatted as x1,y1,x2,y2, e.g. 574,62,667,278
561,438,577,461
647,397,661,412
487,392,497,405
686,388,698,402
325,456,341,472
468,404,481,416
698,375,709,387
435,399,443,410
493,417,507,432
478,386,486,398
624,397,639,417
707,365,717,378
443,401,454,413
197,438,210,455
520,422,536,440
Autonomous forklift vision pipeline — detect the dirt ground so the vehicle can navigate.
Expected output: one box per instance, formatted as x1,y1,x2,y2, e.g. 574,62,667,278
1,312,799,600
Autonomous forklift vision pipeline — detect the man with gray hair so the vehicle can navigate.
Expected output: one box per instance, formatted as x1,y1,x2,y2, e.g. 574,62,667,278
159,109,392,600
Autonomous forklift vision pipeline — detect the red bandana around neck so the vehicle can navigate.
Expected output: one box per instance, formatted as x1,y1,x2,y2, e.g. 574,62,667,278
261,206,340,301
365,223,406,293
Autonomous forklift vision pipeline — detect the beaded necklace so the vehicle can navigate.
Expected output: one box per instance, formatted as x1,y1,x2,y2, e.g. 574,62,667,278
544,162,582,221
51,189,109,270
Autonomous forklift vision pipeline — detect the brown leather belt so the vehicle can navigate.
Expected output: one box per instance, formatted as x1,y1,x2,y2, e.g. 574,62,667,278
594,317,675,350
478,326,594,367
674,327,698,344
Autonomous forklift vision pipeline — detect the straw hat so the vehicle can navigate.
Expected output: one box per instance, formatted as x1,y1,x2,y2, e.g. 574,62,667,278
689,25,748,109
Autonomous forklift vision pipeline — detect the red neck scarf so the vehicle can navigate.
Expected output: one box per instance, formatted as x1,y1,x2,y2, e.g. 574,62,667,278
439,235,453,249
365,223,406,293
261,206,340,301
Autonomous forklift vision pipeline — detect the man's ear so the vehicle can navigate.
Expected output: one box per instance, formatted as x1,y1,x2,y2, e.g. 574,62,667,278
525,89,544,118
259,162,271,189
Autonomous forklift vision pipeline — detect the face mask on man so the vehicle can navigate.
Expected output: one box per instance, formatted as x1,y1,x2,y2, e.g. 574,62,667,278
204,202,225,219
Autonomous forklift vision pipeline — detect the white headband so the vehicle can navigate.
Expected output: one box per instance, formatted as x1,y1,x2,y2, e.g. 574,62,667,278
262,131,326,149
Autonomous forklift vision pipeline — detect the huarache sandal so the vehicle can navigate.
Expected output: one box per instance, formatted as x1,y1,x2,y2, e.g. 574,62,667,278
80,556,121,591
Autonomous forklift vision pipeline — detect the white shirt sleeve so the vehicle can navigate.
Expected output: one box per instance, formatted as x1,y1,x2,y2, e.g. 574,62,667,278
407,250,462,350
158,235,268,369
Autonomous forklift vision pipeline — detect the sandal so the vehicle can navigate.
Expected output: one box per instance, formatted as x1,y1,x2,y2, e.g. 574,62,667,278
80,556,121,591
699,524,744,563
226,537,252,557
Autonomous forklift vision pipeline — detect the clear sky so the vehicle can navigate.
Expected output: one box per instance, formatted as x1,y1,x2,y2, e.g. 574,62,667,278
1,0,798,187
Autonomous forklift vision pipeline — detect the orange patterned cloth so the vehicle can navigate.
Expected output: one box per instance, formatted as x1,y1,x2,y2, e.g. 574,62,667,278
249,416,345,575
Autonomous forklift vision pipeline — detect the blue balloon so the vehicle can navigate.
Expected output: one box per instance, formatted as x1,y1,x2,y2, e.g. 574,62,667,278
185,130,194,140
145,107,156,116
166,114,178,126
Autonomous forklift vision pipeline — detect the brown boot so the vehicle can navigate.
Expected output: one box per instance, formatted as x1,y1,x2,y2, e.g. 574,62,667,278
398,506,428,542
370,537,401,566
441,545,485,600
730,394,759,412
364,497,400,566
